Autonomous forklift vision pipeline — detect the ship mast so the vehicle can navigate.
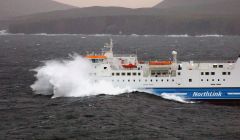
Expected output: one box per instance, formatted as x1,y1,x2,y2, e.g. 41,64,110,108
104,39,114,58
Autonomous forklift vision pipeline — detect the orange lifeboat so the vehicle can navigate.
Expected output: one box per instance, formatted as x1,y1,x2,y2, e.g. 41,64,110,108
149,61,172,65
85,55,107,59
122,63,137,69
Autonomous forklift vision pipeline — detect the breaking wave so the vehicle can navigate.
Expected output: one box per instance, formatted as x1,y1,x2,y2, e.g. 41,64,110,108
31,54,133,98
196,34,224,37
0,31,225,38
160,93,195,104
166,34,189,38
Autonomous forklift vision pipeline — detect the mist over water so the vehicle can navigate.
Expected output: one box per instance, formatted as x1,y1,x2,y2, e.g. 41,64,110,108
31,54,132,98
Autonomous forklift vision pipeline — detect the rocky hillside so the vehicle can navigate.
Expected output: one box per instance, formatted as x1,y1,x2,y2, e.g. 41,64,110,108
7,0,240,35
0,0,75,20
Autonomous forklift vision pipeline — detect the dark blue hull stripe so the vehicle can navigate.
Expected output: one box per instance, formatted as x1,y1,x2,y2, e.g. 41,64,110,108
144,87,240,100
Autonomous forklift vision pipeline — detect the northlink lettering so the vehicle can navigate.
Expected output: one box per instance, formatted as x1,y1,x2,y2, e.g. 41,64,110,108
193,91,222,97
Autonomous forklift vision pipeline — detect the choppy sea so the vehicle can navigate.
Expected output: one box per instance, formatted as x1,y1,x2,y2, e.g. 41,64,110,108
0,33,240,139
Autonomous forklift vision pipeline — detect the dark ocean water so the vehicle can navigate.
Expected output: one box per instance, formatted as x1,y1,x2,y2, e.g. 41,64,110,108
1,34,240,140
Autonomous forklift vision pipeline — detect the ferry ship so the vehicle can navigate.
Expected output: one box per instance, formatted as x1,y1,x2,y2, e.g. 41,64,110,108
86,39,240,100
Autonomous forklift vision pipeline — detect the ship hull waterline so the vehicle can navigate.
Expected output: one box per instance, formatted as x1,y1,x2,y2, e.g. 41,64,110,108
144,87,240,100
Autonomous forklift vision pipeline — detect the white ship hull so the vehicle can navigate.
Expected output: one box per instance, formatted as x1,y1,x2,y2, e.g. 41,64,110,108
87,39,240,100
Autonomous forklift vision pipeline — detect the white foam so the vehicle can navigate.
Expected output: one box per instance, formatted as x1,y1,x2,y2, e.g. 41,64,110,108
31,54,133,98
166,34,189,38
160,93,195,104
0,31,226,38
0,30,26,36
196,34,224,37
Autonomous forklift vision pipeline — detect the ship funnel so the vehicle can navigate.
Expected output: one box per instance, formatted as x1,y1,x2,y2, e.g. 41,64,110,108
172,51,178,63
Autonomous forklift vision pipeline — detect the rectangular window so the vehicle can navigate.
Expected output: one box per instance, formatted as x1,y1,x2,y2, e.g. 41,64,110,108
112,73,115,76
205,72,209,75
211,72,215,75
213,65,217,68
222,72,226,75
116,73,120,76
121,73,125,76
228,72,231,75
127,72,131,76
178,72,181,75
219,65,223,68
201,72,204,75
138,73,141,76
189,79,192,82
104,67,107,70
133,73,137,76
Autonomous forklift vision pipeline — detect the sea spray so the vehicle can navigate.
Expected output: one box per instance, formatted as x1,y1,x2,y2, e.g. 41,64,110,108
161,93,195,104
31,54,132,98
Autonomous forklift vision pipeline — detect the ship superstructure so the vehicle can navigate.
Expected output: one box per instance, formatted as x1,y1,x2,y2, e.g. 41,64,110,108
86,39,240,100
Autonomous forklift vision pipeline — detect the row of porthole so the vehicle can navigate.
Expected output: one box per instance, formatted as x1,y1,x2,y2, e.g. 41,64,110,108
112,79,175,82
201,79,226,82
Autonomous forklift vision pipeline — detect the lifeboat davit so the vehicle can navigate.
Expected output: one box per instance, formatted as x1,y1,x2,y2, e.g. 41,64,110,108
149,61,172,65
122,63,137,68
